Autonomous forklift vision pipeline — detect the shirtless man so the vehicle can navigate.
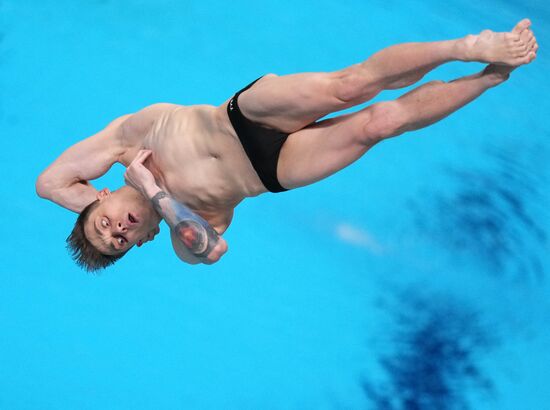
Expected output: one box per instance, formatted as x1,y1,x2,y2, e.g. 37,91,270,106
36,19,538,272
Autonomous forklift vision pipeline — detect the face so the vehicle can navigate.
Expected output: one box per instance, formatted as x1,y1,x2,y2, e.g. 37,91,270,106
84,186,161,256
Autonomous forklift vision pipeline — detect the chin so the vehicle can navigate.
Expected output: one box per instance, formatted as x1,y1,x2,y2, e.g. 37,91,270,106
141,204,159,226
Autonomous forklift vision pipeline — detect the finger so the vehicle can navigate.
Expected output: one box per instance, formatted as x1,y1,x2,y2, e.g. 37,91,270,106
131,149,151,165
138,149,152,156
137,149,153,162
138,150,152,166
123,173,133,186
124,169,136,182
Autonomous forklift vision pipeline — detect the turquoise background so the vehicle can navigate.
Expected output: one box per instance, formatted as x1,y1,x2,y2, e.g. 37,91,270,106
1,1,548,409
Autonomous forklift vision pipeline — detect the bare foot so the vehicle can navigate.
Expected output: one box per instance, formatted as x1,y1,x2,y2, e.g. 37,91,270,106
481,23,538,87
520,25,538,60
482,64,516,87
460,18,536,66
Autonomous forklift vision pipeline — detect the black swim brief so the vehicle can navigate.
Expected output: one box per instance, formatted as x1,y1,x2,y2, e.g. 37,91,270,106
227,77,289,193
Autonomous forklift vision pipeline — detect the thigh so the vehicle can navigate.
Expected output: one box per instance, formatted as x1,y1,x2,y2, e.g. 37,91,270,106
276,107,378,190
238,72,350,134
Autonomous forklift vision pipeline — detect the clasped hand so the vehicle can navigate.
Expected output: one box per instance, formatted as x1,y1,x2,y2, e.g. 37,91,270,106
124,149,159,198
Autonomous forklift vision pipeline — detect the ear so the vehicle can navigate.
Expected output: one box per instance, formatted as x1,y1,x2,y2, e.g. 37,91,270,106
96,188,111,202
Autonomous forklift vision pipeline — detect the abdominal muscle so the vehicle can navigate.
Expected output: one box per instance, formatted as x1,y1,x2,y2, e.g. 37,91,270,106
141,105,267,233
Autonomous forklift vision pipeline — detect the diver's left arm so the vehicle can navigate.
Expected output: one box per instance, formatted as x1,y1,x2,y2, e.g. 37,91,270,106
152,191,229,265
124,150,228,265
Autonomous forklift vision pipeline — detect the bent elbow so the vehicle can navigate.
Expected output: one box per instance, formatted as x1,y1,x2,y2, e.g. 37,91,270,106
203,239,228,265
35,175,51,199
203,255,220,265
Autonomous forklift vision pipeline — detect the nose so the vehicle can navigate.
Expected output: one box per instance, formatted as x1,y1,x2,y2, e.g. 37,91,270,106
115,221,128,233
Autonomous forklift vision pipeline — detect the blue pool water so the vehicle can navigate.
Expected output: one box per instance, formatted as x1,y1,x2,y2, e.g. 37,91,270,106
1,1,549,409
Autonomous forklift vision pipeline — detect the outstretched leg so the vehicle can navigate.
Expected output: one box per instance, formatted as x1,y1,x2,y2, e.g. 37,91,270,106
277,61,536,189
237,19,535,133
348,19,536,93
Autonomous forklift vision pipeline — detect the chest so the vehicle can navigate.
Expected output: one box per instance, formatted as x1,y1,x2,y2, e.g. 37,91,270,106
123,106,239,232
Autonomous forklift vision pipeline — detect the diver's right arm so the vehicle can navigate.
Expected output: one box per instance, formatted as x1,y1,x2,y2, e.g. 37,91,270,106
36,103,180,213
35,115,130,213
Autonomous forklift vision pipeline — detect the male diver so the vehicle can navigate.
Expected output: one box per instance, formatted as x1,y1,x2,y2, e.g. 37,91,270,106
36,19,538,271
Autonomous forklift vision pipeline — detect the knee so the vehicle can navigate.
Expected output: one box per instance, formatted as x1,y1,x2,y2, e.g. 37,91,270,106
331,66,378,104
359,101,409,143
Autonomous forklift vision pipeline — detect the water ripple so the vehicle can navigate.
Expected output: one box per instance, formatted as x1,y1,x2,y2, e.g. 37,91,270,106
409,140,548,281
363,287,497,410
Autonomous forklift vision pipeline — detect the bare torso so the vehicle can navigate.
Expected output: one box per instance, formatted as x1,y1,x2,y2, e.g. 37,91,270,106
118,102,267,234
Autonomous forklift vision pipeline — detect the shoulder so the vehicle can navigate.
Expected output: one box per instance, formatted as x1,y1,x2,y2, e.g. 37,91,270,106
121,103,182,136
117,103,183,163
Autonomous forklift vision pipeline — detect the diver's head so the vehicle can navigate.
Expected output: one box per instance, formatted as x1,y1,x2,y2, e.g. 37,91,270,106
67,186,161,272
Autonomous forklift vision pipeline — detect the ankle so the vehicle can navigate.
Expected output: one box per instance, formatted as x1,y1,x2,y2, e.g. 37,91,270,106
454,35,477,61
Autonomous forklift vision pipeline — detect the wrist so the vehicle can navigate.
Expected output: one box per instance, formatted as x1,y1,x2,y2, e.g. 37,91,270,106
144,183,162,199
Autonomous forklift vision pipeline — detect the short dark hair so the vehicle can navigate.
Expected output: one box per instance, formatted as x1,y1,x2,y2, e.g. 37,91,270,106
66,199,127,273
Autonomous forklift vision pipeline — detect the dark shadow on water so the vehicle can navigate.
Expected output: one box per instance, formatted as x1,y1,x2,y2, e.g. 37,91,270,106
409,140,548,282
363,287,498,410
